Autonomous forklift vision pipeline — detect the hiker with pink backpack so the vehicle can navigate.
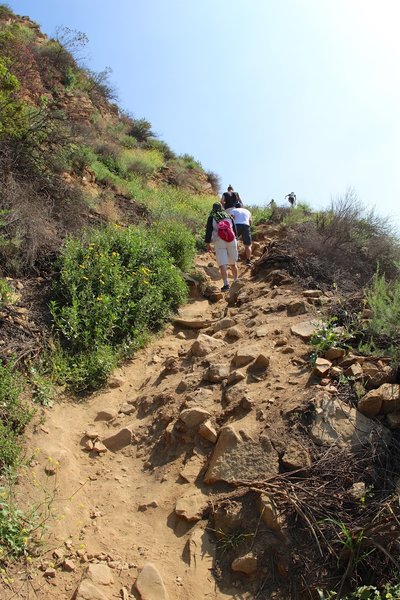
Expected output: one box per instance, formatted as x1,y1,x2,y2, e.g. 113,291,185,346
205,203,238,292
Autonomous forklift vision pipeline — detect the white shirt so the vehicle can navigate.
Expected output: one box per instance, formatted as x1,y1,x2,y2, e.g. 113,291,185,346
230,207,252,226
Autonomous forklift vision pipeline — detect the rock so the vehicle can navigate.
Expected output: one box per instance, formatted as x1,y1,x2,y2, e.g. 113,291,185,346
255,324,270,338
214,317,236,333
175,489,208,521
102,427,133,451
364,365,394,389
73,580,109,600
180,454,205,483
179,407,211,428
204,425,279,485
344,363,364,379
198,420,218,443
173,317,213,329
373,383,400,414
275,337,288,347
135,563,169,600
84,427,100,440
182,274,200,299
44,567,56,578
119,402,135,415
225,326,242,339
282,440,312,471
92,441,107,454
357,390,383,418
324,347,346,361
138,500,158,511
189,334,226,357
95,409,118,422
204,364,230,383
252,354,270,370
338,354,365,369
203,284,223,303
286,301,307,317
303,290,323,298
310,395,389,449
231,553,258,575
188,526,215,576
281,346,295,354
291,320,323,341
227,370,246,385
258,493,284,533
228,280,246,304
86,563,114,585
313,358,332,378
233,346,259,368
386,412,400,429
63,559,76,572
108,376,124,389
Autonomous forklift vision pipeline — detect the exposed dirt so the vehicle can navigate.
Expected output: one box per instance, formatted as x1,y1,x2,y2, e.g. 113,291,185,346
1,232,389,600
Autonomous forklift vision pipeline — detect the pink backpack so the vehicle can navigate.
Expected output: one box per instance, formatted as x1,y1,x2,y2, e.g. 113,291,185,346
217,219,235,242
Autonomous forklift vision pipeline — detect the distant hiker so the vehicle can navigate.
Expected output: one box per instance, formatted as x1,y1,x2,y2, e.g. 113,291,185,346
205,202,238,292
230,202,253,265
221,185,243,213
285,192,296,207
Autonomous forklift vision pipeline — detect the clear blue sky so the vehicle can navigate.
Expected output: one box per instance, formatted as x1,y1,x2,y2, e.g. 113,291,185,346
6,0,400,225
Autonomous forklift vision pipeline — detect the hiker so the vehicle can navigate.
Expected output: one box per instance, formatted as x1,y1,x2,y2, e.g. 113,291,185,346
230,202,253,265
285,192,296,207
205,202,238,292
221,185,243,213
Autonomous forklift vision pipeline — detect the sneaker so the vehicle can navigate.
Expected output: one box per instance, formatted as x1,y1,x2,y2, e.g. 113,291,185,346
221,284,230,292
246,259,253,266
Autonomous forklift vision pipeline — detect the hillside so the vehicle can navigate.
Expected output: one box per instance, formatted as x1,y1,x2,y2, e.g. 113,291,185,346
2,5,400,600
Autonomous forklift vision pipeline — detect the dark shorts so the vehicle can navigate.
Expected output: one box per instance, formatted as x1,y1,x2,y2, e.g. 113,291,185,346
236,224,252,246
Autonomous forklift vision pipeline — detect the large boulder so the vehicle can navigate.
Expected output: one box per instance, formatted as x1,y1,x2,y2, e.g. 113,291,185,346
233,346,259,368
204,425,279,485
73,580,109,600
310,396,389,449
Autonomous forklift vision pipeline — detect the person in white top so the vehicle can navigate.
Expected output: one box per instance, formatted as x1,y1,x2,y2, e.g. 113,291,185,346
230,203,253,265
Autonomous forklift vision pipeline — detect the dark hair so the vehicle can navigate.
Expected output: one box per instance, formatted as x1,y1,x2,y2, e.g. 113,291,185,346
212,202,222,212
227,185,233,191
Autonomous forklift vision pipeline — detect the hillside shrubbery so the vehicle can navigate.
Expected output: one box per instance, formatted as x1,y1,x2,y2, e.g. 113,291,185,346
49,224,190,391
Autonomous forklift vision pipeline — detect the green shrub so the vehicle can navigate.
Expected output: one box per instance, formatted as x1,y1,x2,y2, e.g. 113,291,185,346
0,486,35,559
179,153,202,170
151,221,196,272
366,271,400,340
0,361,31,472
127,118,154,142
0,278,12,308
66,144,97,174
49,225,187,391
146,139,176,161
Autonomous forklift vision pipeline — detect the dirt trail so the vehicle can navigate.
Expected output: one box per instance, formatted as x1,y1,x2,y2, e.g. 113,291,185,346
2,241,323,600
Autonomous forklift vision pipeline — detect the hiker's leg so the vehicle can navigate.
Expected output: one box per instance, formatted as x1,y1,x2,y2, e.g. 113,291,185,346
230,263,238,281
245,244,252,260
219,265,228,286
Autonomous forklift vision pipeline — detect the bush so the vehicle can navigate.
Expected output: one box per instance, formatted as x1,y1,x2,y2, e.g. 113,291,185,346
49,225,187,391
0,4,14,19
146,139,176,161
127,118,154,142
0,360,32,472
0,278,12,307
151,221,196,272
206,170,221,194
179,153,202,170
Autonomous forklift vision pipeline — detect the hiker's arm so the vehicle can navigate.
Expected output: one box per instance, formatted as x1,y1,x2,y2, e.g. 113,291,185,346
205,216,213,247
220,194,225,208
231,217,238,237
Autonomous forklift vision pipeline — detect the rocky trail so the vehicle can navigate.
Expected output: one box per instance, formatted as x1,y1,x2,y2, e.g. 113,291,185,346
2,227,396,600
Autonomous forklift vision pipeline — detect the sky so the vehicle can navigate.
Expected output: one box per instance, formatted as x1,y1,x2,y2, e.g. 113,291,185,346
6,0,400,224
